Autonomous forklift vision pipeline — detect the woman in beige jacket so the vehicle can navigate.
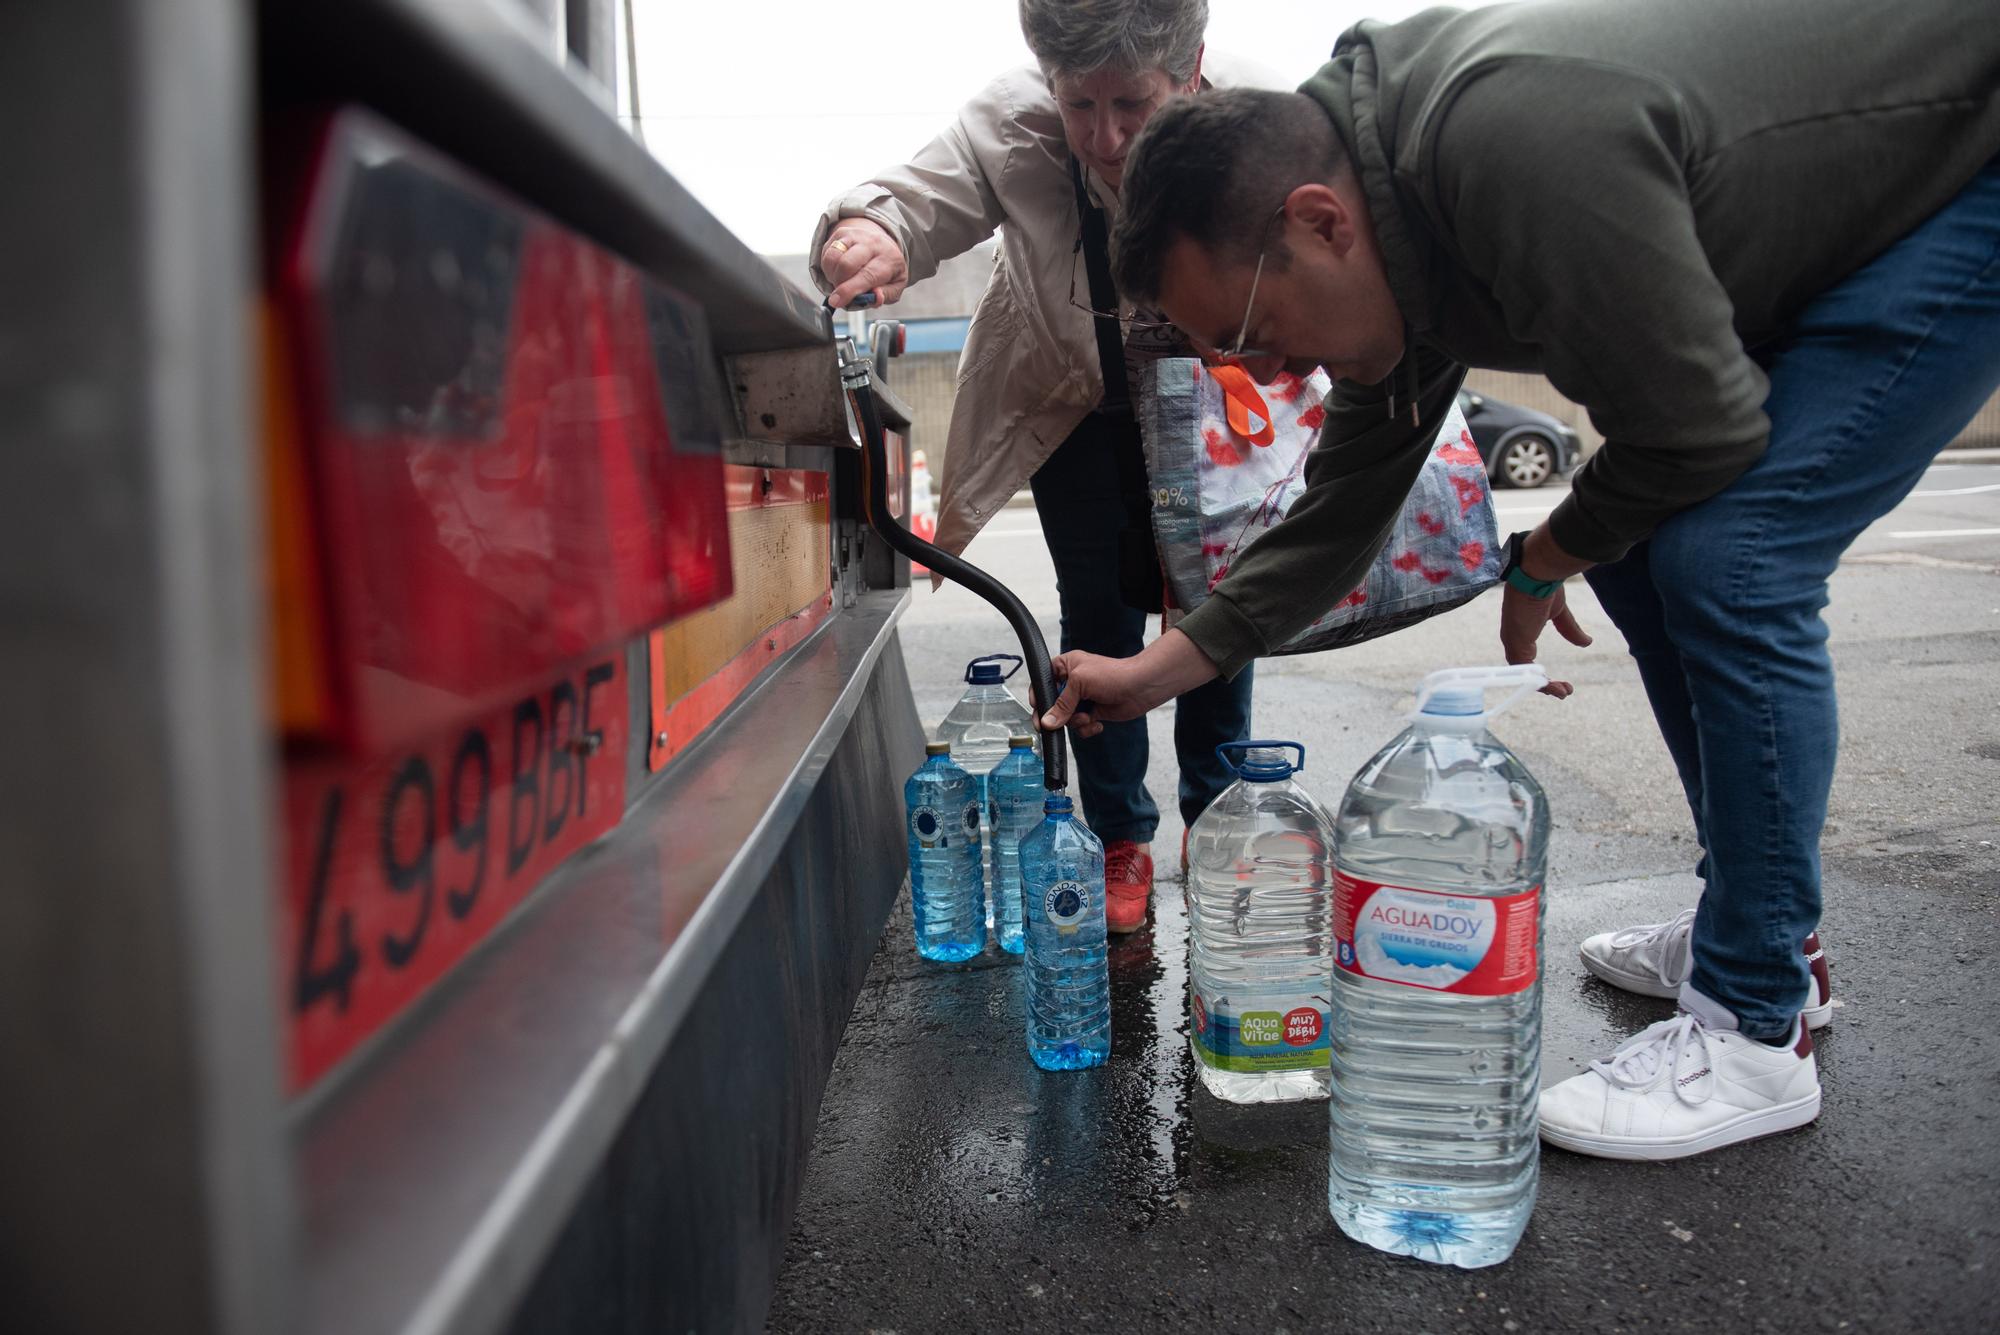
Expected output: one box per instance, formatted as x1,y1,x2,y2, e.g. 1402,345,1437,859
812,0,1278,932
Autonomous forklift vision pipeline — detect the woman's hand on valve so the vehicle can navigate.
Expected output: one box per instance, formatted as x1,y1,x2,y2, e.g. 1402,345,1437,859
822,218,909,309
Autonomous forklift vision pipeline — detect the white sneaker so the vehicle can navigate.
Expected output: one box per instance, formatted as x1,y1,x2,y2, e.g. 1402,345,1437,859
1539,986,1821,1161
1579,908,1695,997
1579,909,1835,1031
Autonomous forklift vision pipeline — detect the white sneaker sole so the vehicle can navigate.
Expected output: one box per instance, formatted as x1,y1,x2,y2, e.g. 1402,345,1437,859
1539,1089,1822,1162
1578,950,1681,1000
1579,953,1836,1031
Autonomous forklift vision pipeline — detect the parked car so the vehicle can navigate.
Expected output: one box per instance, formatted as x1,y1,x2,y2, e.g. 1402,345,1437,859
1457,389,1582,488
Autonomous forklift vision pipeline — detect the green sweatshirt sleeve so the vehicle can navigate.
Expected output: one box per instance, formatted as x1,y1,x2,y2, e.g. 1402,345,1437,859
1427,61,1772,564
1176,343,1468,679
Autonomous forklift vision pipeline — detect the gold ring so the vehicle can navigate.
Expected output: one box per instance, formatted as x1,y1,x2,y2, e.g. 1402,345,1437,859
830,237,851,254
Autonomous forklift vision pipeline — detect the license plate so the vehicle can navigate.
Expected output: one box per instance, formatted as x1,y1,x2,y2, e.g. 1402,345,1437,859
281,654,628,1092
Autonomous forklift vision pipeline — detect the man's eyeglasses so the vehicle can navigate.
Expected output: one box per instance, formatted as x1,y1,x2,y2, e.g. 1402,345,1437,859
1065,200,1291,359
1204,202,1291,368
1067,240,1178,333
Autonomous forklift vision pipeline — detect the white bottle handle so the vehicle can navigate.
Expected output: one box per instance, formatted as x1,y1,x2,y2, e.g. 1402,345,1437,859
1410,664,1549,723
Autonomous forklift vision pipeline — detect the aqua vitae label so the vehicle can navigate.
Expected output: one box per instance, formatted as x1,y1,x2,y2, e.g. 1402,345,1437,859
1191,988,1330,1073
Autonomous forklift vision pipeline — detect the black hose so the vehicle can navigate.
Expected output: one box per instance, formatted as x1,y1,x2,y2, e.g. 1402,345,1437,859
844,371,1069,792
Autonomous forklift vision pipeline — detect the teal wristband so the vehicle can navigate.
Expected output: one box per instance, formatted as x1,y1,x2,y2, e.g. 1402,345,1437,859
1503,532,1561,599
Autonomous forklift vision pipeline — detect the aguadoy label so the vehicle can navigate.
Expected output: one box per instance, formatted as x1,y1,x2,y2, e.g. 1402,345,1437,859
1334,871,1540,995
1191,987,1330,1072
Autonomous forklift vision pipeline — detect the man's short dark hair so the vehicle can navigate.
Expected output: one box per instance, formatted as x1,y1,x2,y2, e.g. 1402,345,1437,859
1112,89,1346,303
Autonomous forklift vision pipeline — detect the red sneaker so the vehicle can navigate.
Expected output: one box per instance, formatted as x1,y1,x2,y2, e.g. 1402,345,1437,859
1104,839,1154,934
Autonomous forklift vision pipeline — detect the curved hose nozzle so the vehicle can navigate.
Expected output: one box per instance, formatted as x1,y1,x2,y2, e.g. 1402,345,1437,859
838,343,1069,792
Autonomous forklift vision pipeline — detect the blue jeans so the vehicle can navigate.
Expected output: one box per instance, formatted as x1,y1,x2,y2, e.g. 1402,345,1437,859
1585,158,2000,1040
1031,412,1255,843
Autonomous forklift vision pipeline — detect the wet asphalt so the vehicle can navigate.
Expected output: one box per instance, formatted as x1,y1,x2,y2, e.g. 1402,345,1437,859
768,464,2000,1333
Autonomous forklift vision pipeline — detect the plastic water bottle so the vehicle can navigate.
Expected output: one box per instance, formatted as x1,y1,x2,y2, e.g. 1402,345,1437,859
904,740,985,962
935,654,1036,794
938,655,1038,933
1185,741,1335,1104
1328,666,1551,1268
1020,793,1110,1069
987,735,1041,955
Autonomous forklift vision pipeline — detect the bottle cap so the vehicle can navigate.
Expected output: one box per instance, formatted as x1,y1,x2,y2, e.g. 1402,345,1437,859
1215,740,1304,782
1410,665,1547,725
1423,687,1484,716
1009,733,1035,748
964,653,1023,684
925,740,952,756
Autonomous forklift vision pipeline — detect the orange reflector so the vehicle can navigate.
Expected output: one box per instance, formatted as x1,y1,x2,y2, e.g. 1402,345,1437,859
261,298,333,736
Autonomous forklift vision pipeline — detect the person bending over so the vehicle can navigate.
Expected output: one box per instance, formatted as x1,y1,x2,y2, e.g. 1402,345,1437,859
1043,0,2000,1158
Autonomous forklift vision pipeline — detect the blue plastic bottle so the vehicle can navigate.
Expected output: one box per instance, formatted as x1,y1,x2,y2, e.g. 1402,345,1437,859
905,740,985,962
1020,793,1110,1069
986,735,1041,955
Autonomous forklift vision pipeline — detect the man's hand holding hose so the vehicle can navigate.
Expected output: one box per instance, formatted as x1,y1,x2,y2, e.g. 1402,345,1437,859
821,218,911,310
1040,627,1219,739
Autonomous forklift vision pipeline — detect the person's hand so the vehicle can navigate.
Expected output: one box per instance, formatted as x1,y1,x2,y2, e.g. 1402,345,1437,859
1500,583,1593,699
1040,630,1220,739
1499,523,1594,698
821,218,909,309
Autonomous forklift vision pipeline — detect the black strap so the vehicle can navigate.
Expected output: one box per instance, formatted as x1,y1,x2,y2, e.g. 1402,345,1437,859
1070,157,1132,419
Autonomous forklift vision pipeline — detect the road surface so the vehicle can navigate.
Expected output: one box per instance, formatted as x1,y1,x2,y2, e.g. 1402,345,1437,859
769,458,2000,1333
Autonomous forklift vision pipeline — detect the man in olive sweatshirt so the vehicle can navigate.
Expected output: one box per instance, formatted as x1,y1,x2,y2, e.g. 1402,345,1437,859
1041,0,2000,1160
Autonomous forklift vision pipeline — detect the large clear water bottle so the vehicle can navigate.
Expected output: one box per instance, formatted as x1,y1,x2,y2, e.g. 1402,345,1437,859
904,740,985,962
1021,793,1110,1070
987,735,1042,955
1186,741,1335,1105
935,654,1036,794
1329,666,1551,1269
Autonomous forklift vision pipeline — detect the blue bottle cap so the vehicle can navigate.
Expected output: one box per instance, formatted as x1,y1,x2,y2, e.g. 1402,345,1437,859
1421,687,1485,717
964,653,1023,684
1215,740,1305,782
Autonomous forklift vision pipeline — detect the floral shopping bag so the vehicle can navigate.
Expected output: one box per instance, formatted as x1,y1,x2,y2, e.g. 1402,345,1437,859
1139,359,1501,653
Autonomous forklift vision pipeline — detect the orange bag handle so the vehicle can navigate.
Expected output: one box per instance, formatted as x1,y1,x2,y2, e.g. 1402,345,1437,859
1206,364,1276,446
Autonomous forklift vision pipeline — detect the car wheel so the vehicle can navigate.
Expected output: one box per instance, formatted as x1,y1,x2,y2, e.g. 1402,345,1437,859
1497,434,1556,489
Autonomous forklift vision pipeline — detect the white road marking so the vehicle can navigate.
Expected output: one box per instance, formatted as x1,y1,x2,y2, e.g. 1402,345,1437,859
1909,483,2000,497
975,457,1991,535
1884,527,2000,539
1846,550,2000,574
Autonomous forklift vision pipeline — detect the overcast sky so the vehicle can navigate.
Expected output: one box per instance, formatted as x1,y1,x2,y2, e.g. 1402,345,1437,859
632,1,1499,256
